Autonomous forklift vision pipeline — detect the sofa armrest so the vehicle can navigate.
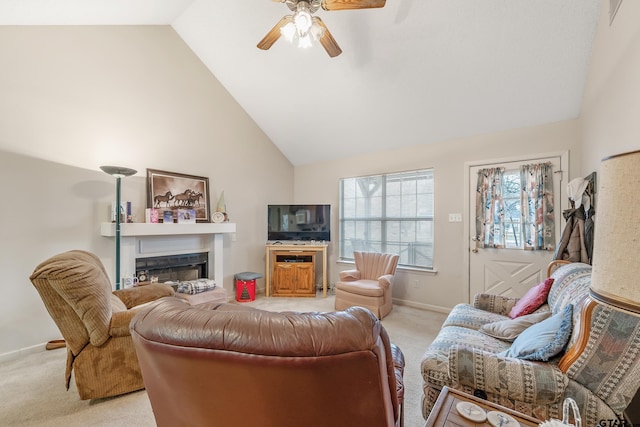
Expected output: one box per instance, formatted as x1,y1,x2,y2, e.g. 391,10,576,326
378,274,395,288
449,345,568,404
110,310,138,337
547,260,571,277
473,293,519,315
339,269,360,281
111,299,168,337
380,325,404,425
113,283,174,309
391,343,405,402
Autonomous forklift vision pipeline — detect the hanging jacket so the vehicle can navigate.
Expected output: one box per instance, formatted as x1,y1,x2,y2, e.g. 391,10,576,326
553,207,590,263
584,206,595,264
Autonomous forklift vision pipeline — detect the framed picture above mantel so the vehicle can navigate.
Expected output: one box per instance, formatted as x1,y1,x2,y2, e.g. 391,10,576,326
146,169,211,223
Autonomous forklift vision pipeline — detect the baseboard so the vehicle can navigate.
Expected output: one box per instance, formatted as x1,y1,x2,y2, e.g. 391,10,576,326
392,298,452,315
252,289,450,314
0,343,46,363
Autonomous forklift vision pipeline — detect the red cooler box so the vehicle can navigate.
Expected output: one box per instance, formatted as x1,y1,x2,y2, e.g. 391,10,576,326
235,272,262,302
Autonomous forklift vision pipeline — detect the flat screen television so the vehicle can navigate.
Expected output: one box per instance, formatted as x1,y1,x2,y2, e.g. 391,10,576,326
267,204,331,242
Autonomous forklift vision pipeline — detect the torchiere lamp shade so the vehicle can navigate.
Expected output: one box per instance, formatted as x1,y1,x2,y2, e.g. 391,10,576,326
100,166,137,178
590,150,640,314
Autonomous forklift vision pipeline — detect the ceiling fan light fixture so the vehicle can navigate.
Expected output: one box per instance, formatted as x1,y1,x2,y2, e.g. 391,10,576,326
310,21,325,40
261,0,379,57
281,22,296,42
298,33,313,49
280,12,324,49
294,9,313,34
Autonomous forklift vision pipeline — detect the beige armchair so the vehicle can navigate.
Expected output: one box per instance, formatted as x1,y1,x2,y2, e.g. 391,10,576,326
335,251,400,319
131,299,405,427
29,250,174,400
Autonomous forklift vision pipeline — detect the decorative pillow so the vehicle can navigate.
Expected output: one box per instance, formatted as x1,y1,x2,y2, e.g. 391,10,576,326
177,279,216,295
508,278,554,319
479,311,552,341
498,304,573,361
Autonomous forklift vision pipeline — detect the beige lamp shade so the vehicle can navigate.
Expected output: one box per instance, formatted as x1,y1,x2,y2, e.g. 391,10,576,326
590,150,640,313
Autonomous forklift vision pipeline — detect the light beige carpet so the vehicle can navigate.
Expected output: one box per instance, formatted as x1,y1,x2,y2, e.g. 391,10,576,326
0,294,446,427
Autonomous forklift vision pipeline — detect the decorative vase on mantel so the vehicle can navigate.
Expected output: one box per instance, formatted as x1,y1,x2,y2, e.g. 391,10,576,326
215,191,228,222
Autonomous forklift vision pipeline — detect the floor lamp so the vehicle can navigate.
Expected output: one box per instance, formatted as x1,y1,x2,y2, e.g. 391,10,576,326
101,166,137,290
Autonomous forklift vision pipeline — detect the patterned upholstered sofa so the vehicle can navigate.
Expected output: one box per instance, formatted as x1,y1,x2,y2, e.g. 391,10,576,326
421,261,640,426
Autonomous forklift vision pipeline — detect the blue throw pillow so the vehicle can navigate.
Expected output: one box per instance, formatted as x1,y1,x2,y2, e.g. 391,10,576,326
498,304,573,361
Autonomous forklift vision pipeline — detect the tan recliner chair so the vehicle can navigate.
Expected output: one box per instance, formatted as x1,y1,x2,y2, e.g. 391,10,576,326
29,250,174,399
334,251,400,319
130,298,405,427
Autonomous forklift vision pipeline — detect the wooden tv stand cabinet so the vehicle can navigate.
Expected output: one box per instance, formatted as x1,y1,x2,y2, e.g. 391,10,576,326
265,244,328,298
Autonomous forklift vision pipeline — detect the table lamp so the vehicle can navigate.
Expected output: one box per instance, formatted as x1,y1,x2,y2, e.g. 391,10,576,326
589,150,640,314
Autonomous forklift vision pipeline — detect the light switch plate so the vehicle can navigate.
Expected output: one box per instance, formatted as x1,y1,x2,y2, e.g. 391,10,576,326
448,213,462,222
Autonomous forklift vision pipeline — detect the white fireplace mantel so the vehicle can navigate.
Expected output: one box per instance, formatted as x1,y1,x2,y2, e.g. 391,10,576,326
100,222,236,287
100,222,236,237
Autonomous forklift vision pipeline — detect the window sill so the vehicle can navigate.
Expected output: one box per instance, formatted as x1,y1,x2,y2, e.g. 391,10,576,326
336,259,437,275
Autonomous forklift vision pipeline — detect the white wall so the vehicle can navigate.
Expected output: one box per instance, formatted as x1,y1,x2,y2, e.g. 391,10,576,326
294,120,581,312
580,0,640,173
0,26,293,357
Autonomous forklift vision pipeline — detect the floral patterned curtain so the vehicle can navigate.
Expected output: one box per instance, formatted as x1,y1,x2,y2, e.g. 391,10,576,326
520,162,555,250
475,167,505,248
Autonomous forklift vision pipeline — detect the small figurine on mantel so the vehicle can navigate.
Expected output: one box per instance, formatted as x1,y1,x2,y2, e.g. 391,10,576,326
111,201,135,223
212,191,229,223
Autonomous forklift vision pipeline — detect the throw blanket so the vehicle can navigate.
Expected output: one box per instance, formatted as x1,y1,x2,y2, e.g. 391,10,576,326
177,279,216,295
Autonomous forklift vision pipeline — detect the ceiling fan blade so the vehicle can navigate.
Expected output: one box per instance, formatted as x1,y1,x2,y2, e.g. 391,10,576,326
257,15,293,50
321,0,385,11
314,17,342,57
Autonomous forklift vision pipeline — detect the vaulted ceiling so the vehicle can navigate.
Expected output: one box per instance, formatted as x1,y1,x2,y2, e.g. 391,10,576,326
0,0,601,165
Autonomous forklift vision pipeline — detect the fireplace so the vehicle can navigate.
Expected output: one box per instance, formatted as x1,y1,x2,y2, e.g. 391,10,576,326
136,252,208,283
100,222,236,290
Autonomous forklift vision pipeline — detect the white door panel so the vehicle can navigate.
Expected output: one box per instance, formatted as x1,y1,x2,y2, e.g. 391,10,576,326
476,249,551,297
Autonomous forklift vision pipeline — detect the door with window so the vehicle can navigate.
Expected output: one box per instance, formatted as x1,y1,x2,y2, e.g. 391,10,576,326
468,155,564,299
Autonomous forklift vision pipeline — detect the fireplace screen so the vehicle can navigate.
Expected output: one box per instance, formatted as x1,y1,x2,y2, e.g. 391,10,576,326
136,252,208,283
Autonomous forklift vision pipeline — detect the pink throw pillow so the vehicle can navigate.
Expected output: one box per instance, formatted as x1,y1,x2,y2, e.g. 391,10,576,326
508,278,554,319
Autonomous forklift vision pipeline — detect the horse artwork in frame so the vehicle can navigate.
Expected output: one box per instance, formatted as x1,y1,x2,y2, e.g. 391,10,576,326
146,169,211,223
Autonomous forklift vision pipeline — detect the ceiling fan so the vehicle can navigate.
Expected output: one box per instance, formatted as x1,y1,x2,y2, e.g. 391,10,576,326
257,0,386,58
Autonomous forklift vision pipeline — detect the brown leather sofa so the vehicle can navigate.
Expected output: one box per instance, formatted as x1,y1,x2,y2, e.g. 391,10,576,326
29,250,175,399
130,298,405,427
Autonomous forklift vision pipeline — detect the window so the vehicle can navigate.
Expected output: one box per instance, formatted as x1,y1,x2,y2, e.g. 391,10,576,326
487,169,534,249
475,161,555,251
339,169,434,269
502,170,522,248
